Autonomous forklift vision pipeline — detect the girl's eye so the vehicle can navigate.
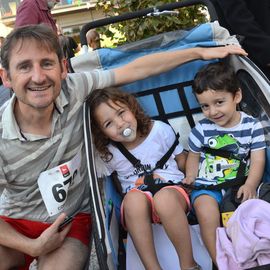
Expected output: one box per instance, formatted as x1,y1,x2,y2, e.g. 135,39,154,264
118,109,125,116
104,121,112,128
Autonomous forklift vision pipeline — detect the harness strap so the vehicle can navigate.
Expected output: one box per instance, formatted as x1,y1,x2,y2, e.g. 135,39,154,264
186,146,250,191
115,132,180,174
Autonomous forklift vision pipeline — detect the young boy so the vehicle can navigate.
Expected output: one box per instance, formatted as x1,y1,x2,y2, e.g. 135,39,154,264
183,61,266,265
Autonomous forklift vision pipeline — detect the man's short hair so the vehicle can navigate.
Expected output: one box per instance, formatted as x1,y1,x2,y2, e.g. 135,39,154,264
1,24,64,71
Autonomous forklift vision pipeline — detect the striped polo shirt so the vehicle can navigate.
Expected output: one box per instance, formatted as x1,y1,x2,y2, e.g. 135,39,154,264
0,70,114,222
189,112,266,182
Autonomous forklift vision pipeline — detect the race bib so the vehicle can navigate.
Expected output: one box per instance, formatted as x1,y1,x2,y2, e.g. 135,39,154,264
38,152,81,216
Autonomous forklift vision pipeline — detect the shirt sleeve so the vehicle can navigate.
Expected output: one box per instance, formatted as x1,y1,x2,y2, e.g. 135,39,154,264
188,122,204,153
250,119,266,151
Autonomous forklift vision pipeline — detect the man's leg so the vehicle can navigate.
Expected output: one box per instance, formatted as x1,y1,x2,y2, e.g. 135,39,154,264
38,237,90,270
0,245,26,269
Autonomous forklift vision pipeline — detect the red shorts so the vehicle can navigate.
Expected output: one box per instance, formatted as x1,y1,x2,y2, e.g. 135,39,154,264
0,213,91,270
121,186,190,229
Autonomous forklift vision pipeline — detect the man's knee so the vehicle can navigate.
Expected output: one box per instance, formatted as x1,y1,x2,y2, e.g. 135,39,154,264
38,237,89,270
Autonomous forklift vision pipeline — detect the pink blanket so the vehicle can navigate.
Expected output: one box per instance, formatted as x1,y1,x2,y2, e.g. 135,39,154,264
216,199,270,270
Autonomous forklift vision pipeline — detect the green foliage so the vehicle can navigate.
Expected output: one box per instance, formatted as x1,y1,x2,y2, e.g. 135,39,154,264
95,0,208,46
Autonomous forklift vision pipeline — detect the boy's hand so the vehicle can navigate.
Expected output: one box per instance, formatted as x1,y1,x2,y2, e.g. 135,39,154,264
237,183,257,203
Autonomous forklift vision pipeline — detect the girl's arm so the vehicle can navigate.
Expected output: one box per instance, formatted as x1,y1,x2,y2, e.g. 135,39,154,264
237,149,265,202
175,151,188,173
182,151,201,184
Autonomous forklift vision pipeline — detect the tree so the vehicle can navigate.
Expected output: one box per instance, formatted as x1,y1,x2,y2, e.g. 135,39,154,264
95,0,208,46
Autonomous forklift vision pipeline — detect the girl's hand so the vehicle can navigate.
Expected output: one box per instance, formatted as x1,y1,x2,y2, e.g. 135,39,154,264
182,176,195,185
237,183,257,203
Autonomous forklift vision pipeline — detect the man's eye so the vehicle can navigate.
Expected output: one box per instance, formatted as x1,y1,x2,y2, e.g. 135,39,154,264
18,64,30,72
43,61,54,69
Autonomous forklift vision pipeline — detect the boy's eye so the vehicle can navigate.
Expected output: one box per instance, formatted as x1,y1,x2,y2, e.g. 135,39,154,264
201,104,208,110
216,100,224,106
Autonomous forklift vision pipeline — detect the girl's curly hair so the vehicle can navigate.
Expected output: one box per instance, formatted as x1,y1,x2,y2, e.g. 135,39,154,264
87,87,152,162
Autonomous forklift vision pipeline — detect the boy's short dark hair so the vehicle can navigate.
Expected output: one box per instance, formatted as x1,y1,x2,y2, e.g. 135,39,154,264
1,24,64,72
193,61,240,95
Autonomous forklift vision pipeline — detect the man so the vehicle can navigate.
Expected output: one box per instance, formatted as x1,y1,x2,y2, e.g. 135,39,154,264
0,24,246,269
210,0,270,79
86,29,101,50
15,0,59,32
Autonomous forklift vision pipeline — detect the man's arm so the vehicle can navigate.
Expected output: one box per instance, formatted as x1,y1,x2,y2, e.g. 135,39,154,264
0,213,71,257
113,45,247,85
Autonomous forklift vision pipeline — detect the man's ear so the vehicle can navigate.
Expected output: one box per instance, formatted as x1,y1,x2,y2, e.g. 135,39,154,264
0,68,12,88
61,58,68,80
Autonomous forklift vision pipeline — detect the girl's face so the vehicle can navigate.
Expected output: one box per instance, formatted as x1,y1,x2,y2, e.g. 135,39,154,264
94,100,138,147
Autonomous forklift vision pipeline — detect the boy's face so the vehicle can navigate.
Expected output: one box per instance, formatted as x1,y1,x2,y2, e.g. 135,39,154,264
95,100,138,148
196,89,242,128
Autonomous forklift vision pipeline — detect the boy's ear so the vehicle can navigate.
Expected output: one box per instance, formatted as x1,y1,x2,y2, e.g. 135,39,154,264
235,88,242,104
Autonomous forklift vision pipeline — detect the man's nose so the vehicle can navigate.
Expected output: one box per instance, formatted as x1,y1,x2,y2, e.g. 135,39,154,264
31,65,46,83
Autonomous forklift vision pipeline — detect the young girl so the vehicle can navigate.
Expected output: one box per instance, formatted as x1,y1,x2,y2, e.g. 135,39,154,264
88,87,201,270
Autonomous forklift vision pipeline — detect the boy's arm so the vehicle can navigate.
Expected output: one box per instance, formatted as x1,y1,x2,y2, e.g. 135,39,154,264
237,149,265,202
113,45,247,85
182,151,201,184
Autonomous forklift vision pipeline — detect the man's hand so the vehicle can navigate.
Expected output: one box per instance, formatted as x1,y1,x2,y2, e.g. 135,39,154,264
29,213,72,257
201,44,248,60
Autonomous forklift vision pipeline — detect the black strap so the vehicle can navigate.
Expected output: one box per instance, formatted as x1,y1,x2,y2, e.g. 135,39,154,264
183,146,250,191
115,142,142,169
155,133,180,170
115,132,180,173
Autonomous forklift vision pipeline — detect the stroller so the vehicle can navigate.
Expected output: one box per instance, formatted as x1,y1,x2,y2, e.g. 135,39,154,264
71,0,270,269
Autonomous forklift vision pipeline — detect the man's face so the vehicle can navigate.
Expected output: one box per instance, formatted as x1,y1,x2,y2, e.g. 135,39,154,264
1,38,67,113
47,0,60,10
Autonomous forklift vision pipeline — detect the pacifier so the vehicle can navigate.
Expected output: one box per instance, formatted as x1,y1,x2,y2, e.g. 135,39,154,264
122,128,132,137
